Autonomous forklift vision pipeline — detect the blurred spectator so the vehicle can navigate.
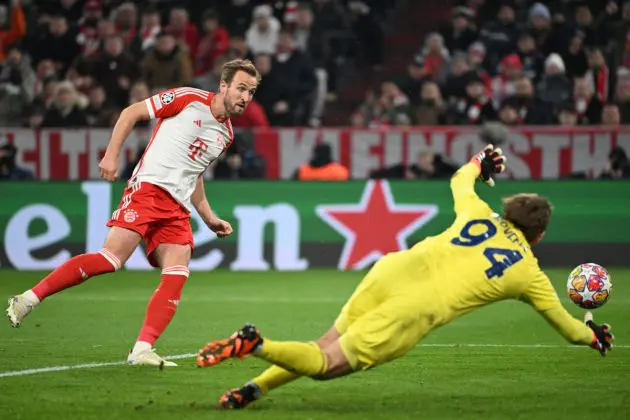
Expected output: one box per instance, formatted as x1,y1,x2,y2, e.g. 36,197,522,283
448,72,496,125
347,1,384,69
600,146,630,179
479,2,517,75
141,32,193,91
194,10,229,77
396,54,428,105
600,0,630,71
311,0,352,96
573,2,597,46
213,142,266,180
516,31,544,83
293,3,328,126
555,101,579,127
221,0,255,36
82,19,116,58
441,52,471,104
166,6,199,58
76,0,103,56
508,76,552,125
41,81,88,127
419,32,450,84
536,53,572,107
491,54,522,105
29,13,80,75
246,5,280,55
365,81,411,127
440,6,477,54
295,143,349,181
497,99,520,125
0,141,33,180
272,29,317,125
85,84,109,127
252,53,292,125
412,81,446,125
466,41,491,84
112,2,141,55
193,54,228,91
90,34,139,107
229,99,270,128
602,104,621,126
573,77,603,125
563,30,589,79
585,47,612,103
139,6,162,52
0,0,26,63
615,76,630,123
225,33,249,60
0,44,35,125
528,2,564,57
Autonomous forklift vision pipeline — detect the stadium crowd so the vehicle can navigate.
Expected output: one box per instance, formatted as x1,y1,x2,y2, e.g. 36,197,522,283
0,0,389,129
352,0,630,128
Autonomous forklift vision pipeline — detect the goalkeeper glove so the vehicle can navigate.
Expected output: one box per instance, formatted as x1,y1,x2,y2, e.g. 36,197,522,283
585,311,614,357
470,144,507,187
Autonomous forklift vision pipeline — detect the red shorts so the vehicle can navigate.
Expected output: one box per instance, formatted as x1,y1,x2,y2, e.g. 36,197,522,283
107,182,194,267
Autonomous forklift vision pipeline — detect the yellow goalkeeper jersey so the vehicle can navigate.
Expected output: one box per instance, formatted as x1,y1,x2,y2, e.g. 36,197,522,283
405,163,593,345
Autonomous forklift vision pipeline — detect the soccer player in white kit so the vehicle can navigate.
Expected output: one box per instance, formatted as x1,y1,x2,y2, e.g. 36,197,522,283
7,59,261,366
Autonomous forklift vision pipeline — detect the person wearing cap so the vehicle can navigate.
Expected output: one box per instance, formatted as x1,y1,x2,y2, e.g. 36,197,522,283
448,72,496,125
536,53,572,106
246,4,281,56
490,53,522,105
439,6,477,54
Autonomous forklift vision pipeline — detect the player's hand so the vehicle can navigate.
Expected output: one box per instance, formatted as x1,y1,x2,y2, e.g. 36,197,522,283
585,312,614,357
99,154,119,181
209,218,233,238
470,144,506,187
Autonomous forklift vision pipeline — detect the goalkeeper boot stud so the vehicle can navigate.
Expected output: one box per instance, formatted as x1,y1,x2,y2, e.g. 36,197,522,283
196,324,262,367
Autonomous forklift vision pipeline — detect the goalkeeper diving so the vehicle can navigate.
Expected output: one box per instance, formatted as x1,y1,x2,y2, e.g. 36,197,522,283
195,144,615,409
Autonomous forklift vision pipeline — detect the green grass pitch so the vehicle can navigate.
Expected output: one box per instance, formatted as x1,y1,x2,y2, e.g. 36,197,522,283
0,268,628,420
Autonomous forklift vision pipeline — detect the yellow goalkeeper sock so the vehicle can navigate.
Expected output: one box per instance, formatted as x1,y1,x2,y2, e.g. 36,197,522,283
256,340,327,377
251,365,300,395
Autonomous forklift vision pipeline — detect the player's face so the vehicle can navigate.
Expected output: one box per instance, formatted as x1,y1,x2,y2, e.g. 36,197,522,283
223,71,258,116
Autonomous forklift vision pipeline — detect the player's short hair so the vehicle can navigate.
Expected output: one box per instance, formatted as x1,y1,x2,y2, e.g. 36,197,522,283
502,193,553,243
221,59,261,85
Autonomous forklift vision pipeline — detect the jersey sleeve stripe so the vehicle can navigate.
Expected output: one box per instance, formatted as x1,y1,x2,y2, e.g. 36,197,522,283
174,90,208,101
145,98,156,119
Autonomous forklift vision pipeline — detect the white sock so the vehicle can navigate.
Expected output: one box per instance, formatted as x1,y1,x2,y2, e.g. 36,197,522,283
22,290,40,306
131,341,152,355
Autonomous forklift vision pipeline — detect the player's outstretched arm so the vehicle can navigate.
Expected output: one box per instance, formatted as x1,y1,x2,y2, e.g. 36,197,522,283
520,272,614,356
99,101,150,181
450,144,506,215
191,176,233,238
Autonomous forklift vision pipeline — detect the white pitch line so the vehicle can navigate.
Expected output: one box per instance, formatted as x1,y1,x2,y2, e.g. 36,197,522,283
0,344,628,379
0,353,196,378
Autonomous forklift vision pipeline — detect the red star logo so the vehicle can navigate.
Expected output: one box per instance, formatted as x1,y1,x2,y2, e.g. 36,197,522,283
316,181,438,270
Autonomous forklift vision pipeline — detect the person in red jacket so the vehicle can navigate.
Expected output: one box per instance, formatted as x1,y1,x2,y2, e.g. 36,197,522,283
194,10,230,76
166,6,199,58
230,99,270,128
0,0,26,62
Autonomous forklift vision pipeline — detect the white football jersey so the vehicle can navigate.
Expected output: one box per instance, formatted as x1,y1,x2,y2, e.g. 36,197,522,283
128,87,234,211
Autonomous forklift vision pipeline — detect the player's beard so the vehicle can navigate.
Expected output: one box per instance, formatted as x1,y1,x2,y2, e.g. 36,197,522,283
225,97,247,116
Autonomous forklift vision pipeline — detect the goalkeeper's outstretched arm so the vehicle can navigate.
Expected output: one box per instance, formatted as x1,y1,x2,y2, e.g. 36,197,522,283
520,271,614,356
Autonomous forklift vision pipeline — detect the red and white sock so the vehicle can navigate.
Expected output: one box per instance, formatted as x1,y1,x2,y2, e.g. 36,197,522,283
132,265,189,354
25,249,121,305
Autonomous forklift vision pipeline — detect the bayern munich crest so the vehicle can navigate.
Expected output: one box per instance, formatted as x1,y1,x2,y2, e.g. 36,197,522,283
123,209,138,223
160,92,175,104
